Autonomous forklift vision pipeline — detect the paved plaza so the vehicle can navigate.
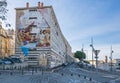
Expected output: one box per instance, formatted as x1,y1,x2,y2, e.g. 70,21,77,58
0,63,120,83
0,70,92,83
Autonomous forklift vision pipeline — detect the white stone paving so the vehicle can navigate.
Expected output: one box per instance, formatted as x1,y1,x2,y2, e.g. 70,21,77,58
0,71,92,83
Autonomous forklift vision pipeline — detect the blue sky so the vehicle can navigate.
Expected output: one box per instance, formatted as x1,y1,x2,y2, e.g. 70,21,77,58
3,0,120,60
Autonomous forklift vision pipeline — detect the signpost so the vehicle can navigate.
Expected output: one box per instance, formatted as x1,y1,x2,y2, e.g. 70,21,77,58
93,50,100,72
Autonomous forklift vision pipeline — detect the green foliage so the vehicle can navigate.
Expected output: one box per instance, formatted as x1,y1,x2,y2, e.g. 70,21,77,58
0,0,11,27
74,51,86,61
0,0,8,20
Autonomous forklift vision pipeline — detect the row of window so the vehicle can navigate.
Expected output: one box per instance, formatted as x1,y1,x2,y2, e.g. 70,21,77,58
29,9,37,12
29,17,37,19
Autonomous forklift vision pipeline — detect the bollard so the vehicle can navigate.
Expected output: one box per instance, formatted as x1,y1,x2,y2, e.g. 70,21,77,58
22,69,24,75
42,70,43,75
27,66,29,71
20,66,21,70
71,73,73,76
78,74,80,77
32,68,34,75
35,68,37,73
84,76,86,79
89,78,92,81
10,72,13,75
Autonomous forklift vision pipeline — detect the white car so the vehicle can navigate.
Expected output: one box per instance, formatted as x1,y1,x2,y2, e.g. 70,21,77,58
4,61,13,65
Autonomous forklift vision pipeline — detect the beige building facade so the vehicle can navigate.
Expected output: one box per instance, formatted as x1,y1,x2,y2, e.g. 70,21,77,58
6,29,15,56
0,22,13,58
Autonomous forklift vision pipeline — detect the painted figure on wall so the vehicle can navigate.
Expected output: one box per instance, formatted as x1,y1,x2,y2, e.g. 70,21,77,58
37,27,50,47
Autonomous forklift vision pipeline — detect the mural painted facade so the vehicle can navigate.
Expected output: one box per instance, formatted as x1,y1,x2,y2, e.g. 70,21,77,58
16,8,51,49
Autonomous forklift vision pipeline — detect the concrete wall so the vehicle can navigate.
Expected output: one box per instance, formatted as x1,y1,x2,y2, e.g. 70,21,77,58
0,62,28,70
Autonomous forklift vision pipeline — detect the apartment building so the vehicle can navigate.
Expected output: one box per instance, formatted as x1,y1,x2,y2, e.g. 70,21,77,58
15,2,73,68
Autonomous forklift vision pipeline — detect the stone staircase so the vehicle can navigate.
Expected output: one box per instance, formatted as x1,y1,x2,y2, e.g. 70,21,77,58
15,48,40,66
15,47,52,67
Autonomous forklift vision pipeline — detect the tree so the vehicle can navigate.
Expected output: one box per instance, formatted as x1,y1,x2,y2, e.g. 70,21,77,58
0,0,8,20
0,0,11,27
74,51,86,61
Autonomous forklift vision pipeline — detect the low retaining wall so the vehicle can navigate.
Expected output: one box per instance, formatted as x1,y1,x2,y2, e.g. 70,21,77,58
0,62,28,70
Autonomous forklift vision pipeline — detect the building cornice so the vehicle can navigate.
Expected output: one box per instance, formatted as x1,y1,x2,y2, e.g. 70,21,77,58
15,6,52,10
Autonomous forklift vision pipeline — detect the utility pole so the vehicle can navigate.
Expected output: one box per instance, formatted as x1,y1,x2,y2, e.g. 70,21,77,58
90,38,94,70
110,46,113,72
81,44,84,52
81,44,88,61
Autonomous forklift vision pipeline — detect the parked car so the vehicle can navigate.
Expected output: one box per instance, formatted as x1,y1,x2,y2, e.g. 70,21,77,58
1,57,14,65
11,58,23,63
0,60,4,65
4,61,13,65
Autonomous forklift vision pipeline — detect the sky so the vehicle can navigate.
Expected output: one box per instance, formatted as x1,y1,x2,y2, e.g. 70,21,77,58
1,0,120,61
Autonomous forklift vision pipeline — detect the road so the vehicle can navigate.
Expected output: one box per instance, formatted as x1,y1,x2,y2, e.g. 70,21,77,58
58,63,120,83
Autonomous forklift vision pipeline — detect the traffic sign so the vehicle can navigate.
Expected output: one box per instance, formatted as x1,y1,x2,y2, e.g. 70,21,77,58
93,50,100,56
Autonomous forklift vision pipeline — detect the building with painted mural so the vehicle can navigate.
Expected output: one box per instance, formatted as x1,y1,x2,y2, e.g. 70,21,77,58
15,2,73,68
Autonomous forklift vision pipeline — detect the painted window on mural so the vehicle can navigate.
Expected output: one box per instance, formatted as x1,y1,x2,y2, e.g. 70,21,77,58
16,8,50,48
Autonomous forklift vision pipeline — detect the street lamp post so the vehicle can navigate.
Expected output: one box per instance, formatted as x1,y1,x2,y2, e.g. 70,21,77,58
90,44,100,72
90,38,94,70
90,44,94,70
110,46,113,72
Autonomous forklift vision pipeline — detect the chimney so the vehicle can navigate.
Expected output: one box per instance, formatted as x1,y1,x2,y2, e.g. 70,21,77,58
38,2,40,9
26,2,29,8
41,2,43,8
105,56,108,63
